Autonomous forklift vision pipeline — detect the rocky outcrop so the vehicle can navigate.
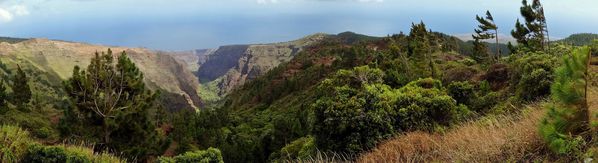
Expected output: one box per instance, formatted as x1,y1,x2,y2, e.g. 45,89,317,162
195,34,328,96
196,45,249,83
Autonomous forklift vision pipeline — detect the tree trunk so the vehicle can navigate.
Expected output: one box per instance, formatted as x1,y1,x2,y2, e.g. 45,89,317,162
495,29,500,62
585,49,591,128
103,118,110,145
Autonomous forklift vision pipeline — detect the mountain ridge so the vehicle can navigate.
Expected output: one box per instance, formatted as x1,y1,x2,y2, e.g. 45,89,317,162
0,38,203,110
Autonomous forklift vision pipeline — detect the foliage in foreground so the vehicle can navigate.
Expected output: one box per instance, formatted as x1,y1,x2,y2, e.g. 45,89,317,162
157,147,224,163
0,125,125,163
313,66,470,153
540,46,591,155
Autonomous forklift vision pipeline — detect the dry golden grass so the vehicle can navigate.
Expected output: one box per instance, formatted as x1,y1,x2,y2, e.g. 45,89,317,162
358,102,549,162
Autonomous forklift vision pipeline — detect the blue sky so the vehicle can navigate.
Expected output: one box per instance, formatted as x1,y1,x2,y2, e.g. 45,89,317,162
0,0,596,50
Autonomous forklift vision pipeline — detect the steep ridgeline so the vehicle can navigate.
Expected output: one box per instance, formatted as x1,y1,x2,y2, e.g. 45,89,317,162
172,33,330,103
0,38,202,110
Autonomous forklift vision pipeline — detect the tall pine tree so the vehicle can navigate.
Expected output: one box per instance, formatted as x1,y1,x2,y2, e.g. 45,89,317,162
473,10,499,62
408,21,435,78
11,65,31,109
0,80,6,110
511,0,549,51
62,49,159,159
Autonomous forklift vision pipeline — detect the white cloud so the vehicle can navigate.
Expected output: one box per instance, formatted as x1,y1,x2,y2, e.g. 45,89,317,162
257,0,279,4
356,0,383,2
0,8,13,22
10,5,29,16
257,0,383,4
0,4,29,22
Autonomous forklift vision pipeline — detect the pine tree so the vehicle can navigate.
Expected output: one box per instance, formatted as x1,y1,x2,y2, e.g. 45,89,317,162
62,49,159,158
408,21,430,58
471,39,489,62
473,10,499,62
408,21,434,78
512,0,549,51
540,47,591,154
11,65,31,109
0,80,7,109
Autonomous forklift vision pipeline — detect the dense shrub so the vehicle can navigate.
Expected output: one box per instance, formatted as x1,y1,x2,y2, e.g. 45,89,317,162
23,144,90,163
509,53,557,101
157,147,224,163
394,78,468,131
313,66,468,154
0,125,123,163
270,136,316,161
447,81,475,106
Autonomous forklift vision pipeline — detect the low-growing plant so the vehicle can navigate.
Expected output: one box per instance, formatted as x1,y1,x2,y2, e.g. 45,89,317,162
157,147,224,163
0,125,32,162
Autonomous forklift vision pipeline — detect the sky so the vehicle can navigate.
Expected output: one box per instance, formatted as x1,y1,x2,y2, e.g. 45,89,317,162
0,0,597,50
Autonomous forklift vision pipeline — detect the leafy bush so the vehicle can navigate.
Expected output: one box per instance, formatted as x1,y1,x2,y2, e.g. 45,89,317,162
509,53,557,101
33,127,52,139
270,136,316,161
313,66,468,153
394,78,470,131
23,144,90,163
447,81,475,106
157,147,224,163
0,125,124,163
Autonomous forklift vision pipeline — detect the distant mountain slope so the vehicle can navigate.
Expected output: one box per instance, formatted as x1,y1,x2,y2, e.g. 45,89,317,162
0,37,27,44
167,49,215,73
171,32,382,103
554,33,598,46
0,38,202,110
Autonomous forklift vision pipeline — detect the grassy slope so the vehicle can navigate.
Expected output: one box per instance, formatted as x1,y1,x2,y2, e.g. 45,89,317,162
358,101,547,162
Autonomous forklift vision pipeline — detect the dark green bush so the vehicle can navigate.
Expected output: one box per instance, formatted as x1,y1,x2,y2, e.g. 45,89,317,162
23,144,91,163
447,81,475,106
270,136,316,161
33,127,52,139
509,53,557,101
157,147,224,163
394,78,467,131
313,67,467,153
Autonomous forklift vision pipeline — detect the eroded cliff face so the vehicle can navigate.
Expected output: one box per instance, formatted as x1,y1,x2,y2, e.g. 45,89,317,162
193,34,328,96
0,38,202,110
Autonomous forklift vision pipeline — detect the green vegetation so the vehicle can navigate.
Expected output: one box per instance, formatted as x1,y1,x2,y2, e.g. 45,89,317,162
60,49,163,160
313,72,469,153
540,47,591,155
473,10,499,62
157,148,224,163
511,0,549,51
0,1,596,161
0,125,125,163
0,37,27,44
555,33,598,46
11,65,32,110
